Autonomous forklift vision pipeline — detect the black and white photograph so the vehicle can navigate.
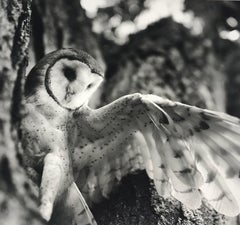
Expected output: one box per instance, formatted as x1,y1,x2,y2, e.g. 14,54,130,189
1,0,240,224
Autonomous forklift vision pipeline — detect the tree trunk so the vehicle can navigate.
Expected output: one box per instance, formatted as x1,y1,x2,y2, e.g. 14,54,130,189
0,0,44,224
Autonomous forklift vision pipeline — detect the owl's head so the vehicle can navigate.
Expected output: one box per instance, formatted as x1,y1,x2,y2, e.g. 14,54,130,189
25,49,104,110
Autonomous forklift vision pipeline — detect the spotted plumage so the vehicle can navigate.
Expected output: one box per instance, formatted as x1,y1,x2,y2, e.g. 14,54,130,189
21,48,240,224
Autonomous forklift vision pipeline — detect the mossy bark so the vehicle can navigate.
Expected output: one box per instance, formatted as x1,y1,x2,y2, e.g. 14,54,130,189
0,0,45,224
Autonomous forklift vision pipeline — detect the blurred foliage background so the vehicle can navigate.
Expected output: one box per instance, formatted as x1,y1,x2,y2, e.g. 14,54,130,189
80,0,240,117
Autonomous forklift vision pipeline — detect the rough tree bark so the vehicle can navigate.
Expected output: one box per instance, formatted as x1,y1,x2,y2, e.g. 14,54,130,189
31,0,103,62
0,0,45,224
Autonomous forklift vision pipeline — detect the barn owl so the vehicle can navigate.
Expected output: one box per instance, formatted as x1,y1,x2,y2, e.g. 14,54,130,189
21,48,240,225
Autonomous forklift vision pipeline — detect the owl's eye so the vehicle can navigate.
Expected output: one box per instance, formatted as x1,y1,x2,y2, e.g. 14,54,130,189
62,66,77,82
87,83,93,89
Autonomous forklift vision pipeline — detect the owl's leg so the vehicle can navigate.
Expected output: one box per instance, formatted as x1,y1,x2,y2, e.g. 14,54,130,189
39,152,71,221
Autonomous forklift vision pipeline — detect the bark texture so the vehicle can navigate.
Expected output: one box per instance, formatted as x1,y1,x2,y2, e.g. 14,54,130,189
0,0,44,224
31,0,104,65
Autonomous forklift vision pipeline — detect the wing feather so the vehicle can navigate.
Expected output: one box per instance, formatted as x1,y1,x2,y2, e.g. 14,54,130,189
52,182,97,225
73,93,240,217
138,94,240,216
143,128,171,197
76,133,145,205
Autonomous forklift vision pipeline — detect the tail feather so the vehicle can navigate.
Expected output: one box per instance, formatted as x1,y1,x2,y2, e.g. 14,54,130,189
51,182,97,225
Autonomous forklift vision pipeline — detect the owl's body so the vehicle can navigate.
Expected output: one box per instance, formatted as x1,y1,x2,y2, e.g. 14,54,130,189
22,90,141,204
21,49,240,225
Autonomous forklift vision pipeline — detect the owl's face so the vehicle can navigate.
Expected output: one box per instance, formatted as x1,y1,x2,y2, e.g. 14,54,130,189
47,58,103,109
25,49,104,110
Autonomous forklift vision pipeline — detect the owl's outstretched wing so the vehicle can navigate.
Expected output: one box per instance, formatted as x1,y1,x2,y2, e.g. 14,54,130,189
138,94,240,217
75,93,240,217
76,131,146,205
